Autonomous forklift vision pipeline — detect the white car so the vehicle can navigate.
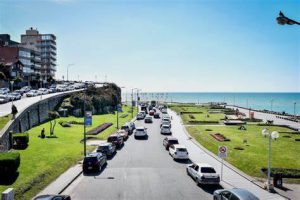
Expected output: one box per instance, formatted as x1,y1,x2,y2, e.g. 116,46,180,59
0,95,9,104
186,163,220,185
169,145,189,160
161,124,172,135
26,90,39,97
38,88,49,95
134,127,148,139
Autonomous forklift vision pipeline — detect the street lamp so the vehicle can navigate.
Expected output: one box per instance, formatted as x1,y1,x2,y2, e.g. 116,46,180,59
116,87,125,129
67,63,75,82
294,102,297,121
131,88,138,118
261,128,280,192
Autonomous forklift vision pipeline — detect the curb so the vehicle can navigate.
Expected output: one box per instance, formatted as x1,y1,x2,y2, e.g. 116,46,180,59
169,109,290,200
58,169,83,194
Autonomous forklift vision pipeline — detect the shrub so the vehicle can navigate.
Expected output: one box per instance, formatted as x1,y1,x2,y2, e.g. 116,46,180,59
0,152,20,176
189,114,195,119
69,120,84,125
86,123,113,135
12,132,29,148
234,146,244,150
120,114,128,118
205,129,212,131
261,168,300,178
295,139,300,141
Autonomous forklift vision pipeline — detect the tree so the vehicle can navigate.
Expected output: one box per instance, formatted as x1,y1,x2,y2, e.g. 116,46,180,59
48,111,60,135
14,76,23,83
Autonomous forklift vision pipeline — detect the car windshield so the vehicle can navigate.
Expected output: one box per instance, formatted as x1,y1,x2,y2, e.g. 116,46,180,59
137,128,144,131
169,140,178,144
98,146,109,150
201,167,216,173
177,148,187,152
108,137,117,142
84,157,97,162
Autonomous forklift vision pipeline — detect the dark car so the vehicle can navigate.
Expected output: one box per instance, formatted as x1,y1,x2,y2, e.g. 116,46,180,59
96,142,116,157
107,134,124,148
144,116,153,123
163,136,179,150
154,113,160,119
83,152,107,173
34,195,71,200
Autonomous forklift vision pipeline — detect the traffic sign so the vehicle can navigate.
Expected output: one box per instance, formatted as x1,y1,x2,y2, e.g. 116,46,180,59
117,104,123,112
84,111,92,126
218,146,227,158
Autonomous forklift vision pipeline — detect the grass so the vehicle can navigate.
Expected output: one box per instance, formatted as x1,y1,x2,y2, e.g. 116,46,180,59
187,124,300,183
0,106,137,199
182,113,225,124
0,114,11,131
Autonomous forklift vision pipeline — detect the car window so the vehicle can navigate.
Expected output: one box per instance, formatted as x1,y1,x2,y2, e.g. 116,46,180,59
84,157,97,162
53,197,63,200
177,148,187,152
201,167,216,173
229,194,240,200
107,137,117,142
222,191,231,199
169,140,178,145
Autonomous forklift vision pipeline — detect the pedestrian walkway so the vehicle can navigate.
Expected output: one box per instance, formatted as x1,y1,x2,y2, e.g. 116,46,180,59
169,109,287,200
226,106,300,131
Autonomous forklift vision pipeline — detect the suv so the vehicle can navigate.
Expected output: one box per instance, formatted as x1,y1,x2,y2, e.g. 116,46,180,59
187,163,220,185
96,143,116,157
83,152,107,173
161,124,172,135
117,129,129,141
121,124,132,134
107,134,124,148
134,127,148,139
144,116,153,123
163,136,179,150
154,113,160,119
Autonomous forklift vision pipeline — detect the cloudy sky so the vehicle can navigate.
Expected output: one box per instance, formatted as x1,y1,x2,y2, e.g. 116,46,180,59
1,0,299,92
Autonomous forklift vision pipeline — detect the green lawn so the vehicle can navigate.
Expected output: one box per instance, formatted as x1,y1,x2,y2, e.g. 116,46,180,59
182,113,225,124
0,114,11,131
187,125,300,183
0,106,137,199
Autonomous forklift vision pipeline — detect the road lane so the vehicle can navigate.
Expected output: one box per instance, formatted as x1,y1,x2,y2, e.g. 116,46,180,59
63,113,215,200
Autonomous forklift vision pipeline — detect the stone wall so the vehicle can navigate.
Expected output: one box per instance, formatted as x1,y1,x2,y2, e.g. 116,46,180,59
0,92,77,151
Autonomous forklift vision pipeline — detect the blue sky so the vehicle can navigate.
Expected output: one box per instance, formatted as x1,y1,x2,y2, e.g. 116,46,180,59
0,0,299,92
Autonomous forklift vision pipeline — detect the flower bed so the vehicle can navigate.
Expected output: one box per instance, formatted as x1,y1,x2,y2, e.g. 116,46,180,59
210,133,230,142
86,123,113,135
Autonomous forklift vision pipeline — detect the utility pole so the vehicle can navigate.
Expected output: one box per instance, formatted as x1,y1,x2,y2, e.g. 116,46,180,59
83,83,87,157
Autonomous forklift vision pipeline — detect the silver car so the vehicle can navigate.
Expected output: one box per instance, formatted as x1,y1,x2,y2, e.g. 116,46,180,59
213,188,259,200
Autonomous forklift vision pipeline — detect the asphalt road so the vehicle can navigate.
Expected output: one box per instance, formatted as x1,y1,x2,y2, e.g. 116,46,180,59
63,112,218,200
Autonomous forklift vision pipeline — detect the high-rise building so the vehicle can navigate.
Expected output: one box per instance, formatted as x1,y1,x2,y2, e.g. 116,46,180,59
20,28,57,82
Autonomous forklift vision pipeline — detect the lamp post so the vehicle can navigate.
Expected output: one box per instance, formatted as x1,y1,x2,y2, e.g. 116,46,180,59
262,129,279,192
294,102,297,121
117,87,125,129
83,82,88,157
137,89,142,112
67,63,75,82
131,88,138,118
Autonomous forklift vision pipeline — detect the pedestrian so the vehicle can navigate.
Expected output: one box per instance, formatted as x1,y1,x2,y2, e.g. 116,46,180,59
11,104,18,119
41,128,45,139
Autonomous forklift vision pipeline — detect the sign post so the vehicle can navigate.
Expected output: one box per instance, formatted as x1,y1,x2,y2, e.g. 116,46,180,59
117,104,122,129
83,111,92,157
218,146,228,181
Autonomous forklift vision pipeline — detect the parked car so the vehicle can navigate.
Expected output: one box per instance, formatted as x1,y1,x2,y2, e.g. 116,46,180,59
34,195,71,200
5,93,15,101
9,92,21,100
121,122,135,134
14,90,24,96
0,88,10,94
154,113,160,119
163,136,179,150
38,88,49,95
161,124,172,135
134,126,148,139
96,143,116,157
26,90,39,97
20,86,31,93
117,129,129,141
144,116,153,123
169,145,189,160
83,152,107,173
213,188,259,200
107,134,124,148
187,163,220,185
0,95,8,104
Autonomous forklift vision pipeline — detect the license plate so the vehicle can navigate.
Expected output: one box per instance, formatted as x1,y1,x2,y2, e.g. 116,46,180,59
88,167,92,170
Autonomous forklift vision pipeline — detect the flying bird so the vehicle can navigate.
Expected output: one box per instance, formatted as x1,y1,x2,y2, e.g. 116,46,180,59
277,11,300,25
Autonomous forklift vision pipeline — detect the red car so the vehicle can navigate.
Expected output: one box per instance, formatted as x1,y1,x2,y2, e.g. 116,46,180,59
149,110,155,116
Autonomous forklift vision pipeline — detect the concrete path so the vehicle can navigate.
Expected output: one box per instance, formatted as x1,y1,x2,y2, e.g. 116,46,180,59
226,106,300,131
169,109,287,200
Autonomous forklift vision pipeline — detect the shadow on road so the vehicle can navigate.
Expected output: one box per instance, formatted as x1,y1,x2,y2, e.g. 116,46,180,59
199,184,223,195
134,135,149,140
107,151,117,160
174,159,192,164
83,163,107,177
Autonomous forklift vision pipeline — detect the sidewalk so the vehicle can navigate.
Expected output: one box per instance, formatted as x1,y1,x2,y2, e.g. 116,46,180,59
169,109,287,200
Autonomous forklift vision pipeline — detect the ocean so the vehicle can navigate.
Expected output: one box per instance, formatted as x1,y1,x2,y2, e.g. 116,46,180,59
133,93,300,115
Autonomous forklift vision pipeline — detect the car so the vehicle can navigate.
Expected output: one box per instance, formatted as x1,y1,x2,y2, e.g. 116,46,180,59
117,129,129,141
38,88,49,95
34,195,71,200
213,188,259,200
140,111,146,117
5,93,15,101
14,90,24,96
20,86,31,93
169,145,189,160
96,142,116,157
163,136,179,150
161,124,172,135
107,134,124,148
0,95,8,104
144,116,153,123
9,92,21,100
160,120,171,128
149,110,155,116
83,152,107,173
128,121,136,131
161,108,168,114
134,126,148,139
0,88,10,94
187,163,220,186
154,113,160,119
121,122,134,134
26,90,39,97
137,113,145,120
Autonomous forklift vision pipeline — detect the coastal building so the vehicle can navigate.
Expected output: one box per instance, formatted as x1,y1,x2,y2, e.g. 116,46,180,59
0,46,24,80
20,28,57,83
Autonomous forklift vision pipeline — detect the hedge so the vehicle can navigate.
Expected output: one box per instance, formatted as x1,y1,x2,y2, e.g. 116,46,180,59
12,132,29,148
188,120,219,124
0,152,20,176
261,168,300,178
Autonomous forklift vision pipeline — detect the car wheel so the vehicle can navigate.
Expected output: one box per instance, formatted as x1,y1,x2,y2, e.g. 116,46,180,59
195,178,200,186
